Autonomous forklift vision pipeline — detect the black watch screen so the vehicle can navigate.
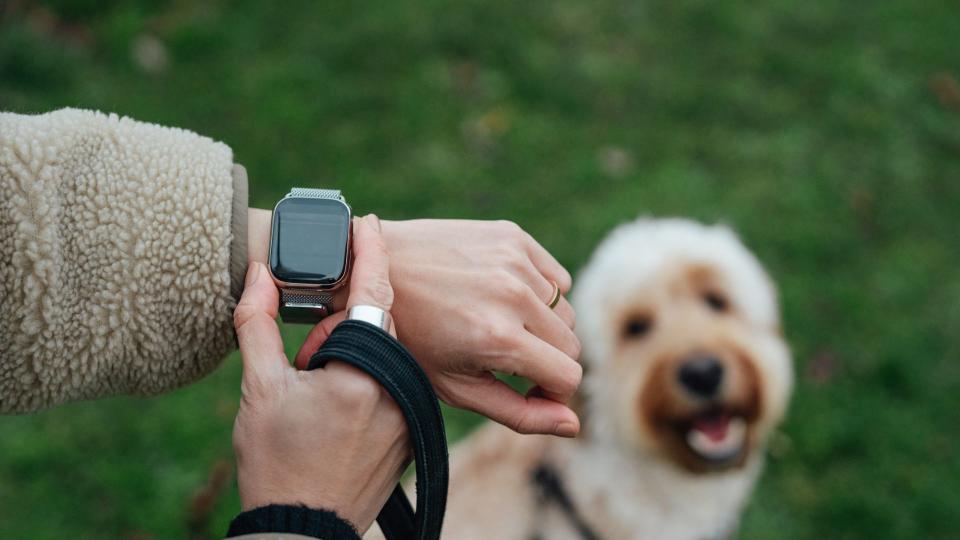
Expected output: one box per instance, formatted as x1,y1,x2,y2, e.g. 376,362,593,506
269,197,351,285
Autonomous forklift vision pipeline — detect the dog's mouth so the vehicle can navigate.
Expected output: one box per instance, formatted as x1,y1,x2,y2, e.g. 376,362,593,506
677,409,748,465
671,406,750,471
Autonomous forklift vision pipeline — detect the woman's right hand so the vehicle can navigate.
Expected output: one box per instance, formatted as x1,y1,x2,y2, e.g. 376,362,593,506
233,215,408,533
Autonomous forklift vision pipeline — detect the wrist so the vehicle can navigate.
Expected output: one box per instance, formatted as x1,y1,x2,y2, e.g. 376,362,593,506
379,219,402,251
247,208,271,265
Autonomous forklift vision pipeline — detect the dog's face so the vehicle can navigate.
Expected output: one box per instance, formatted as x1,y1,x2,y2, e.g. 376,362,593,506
574,219,792,474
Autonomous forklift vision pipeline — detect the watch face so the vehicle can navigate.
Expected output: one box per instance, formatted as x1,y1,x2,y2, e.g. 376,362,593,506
270,197,351,286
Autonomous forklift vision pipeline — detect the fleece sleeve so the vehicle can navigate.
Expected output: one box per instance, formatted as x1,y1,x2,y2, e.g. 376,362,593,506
0,108,249,413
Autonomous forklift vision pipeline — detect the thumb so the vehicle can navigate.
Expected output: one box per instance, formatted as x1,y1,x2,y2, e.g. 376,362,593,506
346,214,394,312
293,214,395,369
234,262,289,389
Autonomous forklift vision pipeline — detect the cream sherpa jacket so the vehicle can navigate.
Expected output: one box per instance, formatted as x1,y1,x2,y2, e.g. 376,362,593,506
0,108,248,413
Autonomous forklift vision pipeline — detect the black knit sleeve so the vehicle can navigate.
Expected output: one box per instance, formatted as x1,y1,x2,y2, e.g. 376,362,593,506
226,504,361,539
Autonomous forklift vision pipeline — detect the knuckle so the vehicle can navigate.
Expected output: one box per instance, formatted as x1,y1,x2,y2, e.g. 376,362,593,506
233,303,259,332
486,320,520,350
233,304,250,330
562,361,584,391
510,409,536,435
506,253,528,274
491,240,514,257
435,386,457,406
496,220,524,239
233,305,252,329
567,308,578,329
493,267,514,283
557,272,573,293
370,236,389,260
335,372,382,405
368,274,395,307
565,334,582,360
502,249,534,276
382,399,405,424
489,270,517,299
433,380,461,406
502,276,528,302
556,274,573,294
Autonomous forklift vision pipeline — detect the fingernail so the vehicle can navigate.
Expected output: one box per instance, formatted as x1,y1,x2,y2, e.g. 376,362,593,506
245,262,261,288
557,421,579,438
365,213,382,232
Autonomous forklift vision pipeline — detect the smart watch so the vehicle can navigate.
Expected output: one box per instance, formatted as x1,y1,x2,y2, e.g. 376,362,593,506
268,188,352,324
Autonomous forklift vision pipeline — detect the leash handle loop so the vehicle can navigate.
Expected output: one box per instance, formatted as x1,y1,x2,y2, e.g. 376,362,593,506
307,320,448,540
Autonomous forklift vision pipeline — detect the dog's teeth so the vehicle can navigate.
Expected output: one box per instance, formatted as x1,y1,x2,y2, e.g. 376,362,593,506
687,417,747,459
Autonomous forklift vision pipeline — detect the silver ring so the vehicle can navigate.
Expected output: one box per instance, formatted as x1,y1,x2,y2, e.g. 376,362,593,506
347,305,394,334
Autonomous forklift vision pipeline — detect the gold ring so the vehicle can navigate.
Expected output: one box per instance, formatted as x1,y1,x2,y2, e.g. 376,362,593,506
547,281,561,309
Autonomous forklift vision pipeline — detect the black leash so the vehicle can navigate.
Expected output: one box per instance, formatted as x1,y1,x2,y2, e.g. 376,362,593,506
307,320,448,540
532,463,602,540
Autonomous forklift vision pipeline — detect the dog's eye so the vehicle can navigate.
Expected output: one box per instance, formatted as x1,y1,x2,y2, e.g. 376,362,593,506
623,315,653,338
703,291,729,313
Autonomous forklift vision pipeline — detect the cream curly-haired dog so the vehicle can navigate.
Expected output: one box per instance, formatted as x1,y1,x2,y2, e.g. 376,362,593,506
429,218,793,539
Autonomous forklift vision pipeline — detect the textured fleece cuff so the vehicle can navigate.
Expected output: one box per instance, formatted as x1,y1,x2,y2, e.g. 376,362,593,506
226,504,360,539
0,108,240,412
230,164,249,303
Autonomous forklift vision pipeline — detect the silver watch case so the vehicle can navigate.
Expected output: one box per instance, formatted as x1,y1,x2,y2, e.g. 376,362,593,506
267,194,352,322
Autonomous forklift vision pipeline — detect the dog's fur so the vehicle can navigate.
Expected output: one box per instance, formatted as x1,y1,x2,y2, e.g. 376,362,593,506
369,218,793,540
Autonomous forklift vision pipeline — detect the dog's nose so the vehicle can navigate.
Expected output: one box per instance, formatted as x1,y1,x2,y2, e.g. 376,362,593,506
677,355,724,398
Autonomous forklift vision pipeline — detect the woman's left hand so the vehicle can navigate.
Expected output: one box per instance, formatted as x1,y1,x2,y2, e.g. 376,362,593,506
247,210,582,437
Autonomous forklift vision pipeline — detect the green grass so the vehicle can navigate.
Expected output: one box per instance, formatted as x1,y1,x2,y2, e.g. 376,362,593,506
2,0,959,538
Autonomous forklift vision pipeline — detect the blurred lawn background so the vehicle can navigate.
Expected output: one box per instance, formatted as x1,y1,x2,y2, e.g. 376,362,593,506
2,0,959,538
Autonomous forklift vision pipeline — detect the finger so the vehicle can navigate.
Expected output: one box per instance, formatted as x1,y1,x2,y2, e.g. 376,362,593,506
293,311,347,369
498,331,583,403
347,214,394,311
522,292,581,361
523,233,572,293
442,374,580,437
234,262,289,386
521,270,575,330
294,215,396,369
552,296,576,330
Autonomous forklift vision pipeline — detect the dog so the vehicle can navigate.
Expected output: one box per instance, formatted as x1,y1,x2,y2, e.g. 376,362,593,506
418,218,794,540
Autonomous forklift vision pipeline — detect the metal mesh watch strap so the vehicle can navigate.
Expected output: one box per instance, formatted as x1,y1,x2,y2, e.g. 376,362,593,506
281,289,336,306
287,187,343,200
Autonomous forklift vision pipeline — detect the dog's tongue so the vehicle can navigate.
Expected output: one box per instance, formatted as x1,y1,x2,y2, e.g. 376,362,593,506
693,412,731,443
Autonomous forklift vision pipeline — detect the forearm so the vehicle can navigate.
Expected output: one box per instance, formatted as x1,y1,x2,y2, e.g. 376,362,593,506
247,208,272,266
